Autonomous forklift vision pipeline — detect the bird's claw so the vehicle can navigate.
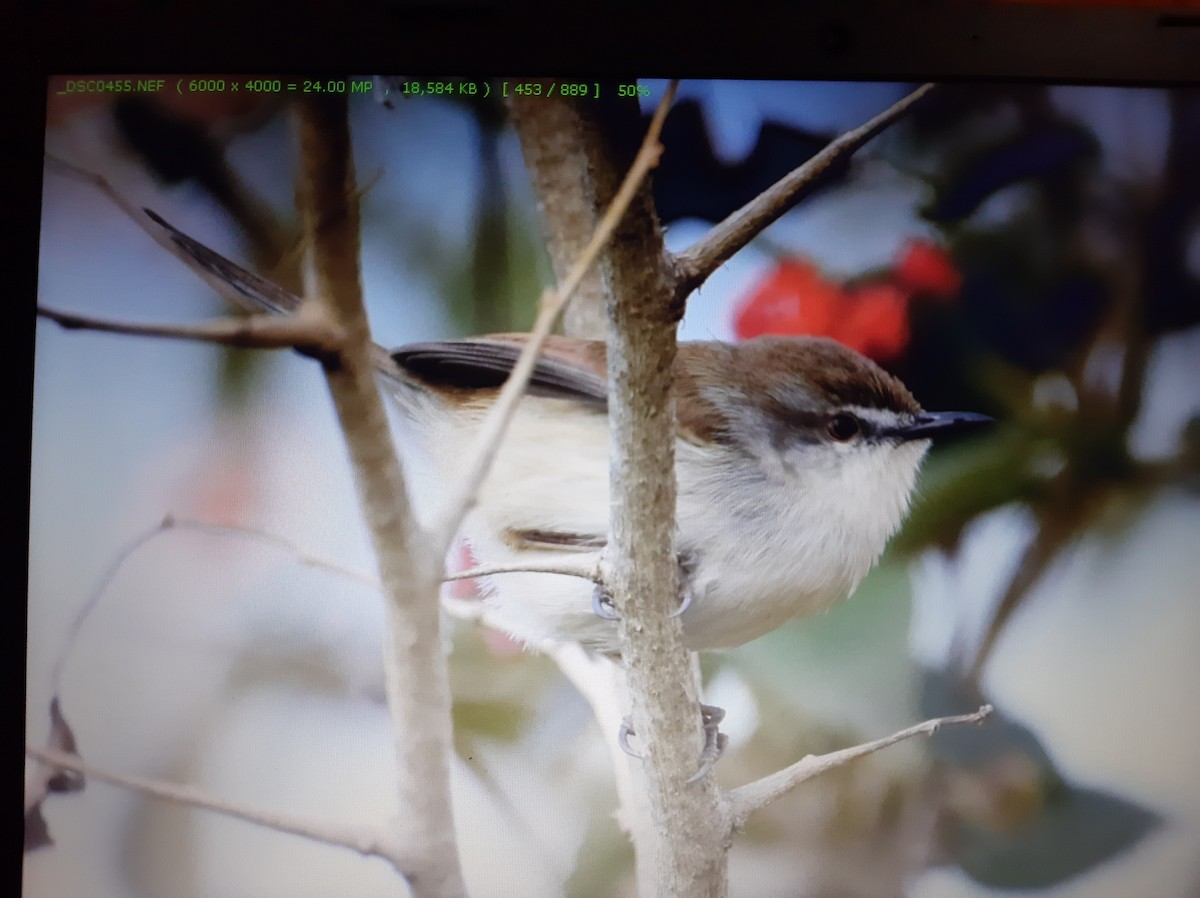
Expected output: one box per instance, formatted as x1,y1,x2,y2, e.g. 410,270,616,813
669,587,694,618
618,716,642,759
617,703,729,784
591,549,697,621
592,585,620,620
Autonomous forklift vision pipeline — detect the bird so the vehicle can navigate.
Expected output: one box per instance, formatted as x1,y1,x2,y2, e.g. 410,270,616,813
141,210,993,777
384,333,992,656
141,210,991,654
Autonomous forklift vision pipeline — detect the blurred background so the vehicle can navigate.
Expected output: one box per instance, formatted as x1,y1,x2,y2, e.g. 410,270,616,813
27,78,1200,897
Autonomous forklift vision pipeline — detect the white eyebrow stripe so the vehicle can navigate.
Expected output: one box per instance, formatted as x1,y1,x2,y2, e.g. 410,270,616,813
847,406,914,437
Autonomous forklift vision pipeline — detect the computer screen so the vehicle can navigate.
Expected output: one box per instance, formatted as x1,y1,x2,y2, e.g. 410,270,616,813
24,44,1200,898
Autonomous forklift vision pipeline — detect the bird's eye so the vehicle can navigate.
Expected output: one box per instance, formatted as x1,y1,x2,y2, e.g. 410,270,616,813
827,413,861,441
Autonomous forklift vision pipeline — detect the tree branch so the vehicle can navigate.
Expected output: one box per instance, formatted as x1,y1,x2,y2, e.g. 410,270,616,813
671,83,937,297
510,91,612,340
162,514,600,587
25,746,412,869
596,91,733,897
724,705,993,830
293,95,466,898
428,84,678,556
36,305,342,355
44,155,308,319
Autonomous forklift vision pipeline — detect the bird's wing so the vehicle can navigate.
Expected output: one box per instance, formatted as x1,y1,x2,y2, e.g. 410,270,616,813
392,335,732,448
504,528,607,551
390,335,609,409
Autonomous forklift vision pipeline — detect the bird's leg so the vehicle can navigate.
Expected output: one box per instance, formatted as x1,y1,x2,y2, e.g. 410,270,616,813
616,703,729,782
591,548,698,621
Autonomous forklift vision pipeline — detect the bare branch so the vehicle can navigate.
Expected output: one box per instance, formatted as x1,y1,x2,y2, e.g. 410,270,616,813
429,83,679,556
590,83,735,895
45,155,308,318
510,92,611,339
724,705,993,829
37,305,342,355
42,158,404,382
25,746,411,867
48,518,179,696
45,154,156,234
162,515,599,587
294,95,465,898
672,83,938,296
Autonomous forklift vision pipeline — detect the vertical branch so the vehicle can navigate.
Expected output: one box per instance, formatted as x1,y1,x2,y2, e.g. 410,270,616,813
510,92,614,340
598,99,731,896
294,96,466,898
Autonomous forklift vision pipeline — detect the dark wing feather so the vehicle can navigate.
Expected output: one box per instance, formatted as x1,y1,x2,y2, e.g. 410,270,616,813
391,337,608,409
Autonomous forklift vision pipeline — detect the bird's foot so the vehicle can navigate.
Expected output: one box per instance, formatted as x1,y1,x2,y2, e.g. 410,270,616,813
592,584,620,620
591,549,697,621
616,703,729,783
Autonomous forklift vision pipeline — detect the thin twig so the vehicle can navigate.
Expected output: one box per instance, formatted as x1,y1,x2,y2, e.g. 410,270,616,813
162,516,382,589
43,157,407,381
45,155,153,231
724,704,992,829
45,155,306,318
37,305,341,353
162,515,599,585
429,81,679,556
25,746,410,866
40,513,385,704
41,511,596,668
48,518,174,696
672,83,938,296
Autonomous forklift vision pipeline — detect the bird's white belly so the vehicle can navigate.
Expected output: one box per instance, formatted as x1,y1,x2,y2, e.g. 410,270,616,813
395,391,920,654
674,478,865,649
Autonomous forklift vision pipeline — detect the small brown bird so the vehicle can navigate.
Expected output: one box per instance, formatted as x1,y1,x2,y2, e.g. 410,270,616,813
385,334,990,654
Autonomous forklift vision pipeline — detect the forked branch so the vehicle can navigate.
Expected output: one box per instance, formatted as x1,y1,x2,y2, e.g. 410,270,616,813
671,83,937,297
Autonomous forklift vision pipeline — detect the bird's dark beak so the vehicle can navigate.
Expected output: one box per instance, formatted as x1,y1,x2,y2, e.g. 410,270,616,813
894,411,994,441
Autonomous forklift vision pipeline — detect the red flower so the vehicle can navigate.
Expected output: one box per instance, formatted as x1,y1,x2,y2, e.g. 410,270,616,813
894,238,962,299
734,259,911,362
733,259,839,341
838,283,911,363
